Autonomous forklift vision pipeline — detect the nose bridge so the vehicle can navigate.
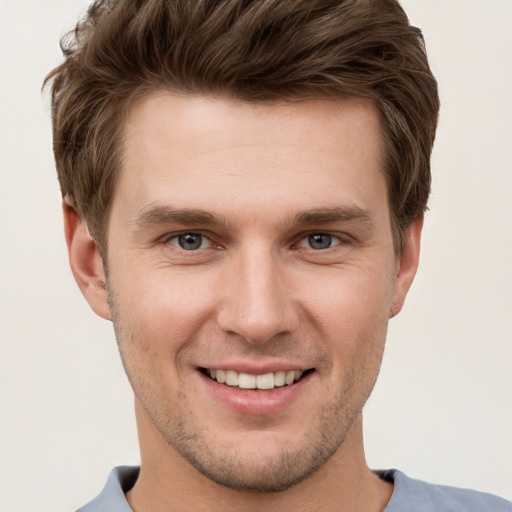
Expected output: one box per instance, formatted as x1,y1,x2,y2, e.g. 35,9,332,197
217,243,296,344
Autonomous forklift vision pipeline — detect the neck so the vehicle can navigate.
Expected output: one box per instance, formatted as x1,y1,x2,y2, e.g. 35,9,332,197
126,402,392,512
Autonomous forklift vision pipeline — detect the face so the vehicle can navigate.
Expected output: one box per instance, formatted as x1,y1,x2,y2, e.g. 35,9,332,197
87,94,418,492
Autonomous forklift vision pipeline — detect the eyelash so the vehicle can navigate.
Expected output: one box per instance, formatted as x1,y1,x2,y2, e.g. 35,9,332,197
296,233,343,250
165,232,214,251
163,231,349,252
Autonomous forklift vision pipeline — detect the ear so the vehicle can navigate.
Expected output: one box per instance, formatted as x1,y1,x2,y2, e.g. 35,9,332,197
63,201,112,320
389,216,423,318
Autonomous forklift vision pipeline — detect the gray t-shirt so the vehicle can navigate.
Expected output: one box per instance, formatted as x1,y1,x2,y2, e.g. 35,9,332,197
77,466,511,511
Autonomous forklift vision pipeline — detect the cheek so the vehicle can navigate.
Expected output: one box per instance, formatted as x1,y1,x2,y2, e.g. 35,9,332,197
298,264,394,369
112,267,220,355
301,264,394,326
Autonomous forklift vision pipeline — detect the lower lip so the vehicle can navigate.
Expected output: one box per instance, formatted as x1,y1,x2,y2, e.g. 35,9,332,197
198,371,313,416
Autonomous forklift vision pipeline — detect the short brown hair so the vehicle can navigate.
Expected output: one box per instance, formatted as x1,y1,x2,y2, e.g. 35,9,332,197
45,0,439,256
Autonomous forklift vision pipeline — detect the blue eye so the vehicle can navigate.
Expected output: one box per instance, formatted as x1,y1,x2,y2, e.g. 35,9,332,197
170,233,210,251
308,233,332,249
298,233,339,250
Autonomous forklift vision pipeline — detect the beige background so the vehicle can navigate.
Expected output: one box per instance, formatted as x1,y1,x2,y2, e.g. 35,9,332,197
0,0,511,510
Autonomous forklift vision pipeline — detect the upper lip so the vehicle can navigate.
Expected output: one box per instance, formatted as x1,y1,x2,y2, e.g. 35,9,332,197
197,361,313,374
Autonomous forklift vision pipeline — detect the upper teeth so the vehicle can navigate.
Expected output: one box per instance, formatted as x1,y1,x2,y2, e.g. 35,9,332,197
207,369,304,389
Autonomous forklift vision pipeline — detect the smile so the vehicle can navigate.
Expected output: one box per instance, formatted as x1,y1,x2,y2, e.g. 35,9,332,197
201,368,311,390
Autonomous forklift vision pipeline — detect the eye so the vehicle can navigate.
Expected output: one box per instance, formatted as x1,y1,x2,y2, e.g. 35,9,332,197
168,233,212,251
298,233,340,250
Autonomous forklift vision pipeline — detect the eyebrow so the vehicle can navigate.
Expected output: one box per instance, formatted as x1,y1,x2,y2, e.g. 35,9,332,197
132,204,373,231
292,206,373,226
134,205,227,229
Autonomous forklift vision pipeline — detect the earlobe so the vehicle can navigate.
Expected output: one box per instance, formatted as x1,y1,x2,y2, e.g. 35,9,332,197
63,201,112,320
389,216,423,318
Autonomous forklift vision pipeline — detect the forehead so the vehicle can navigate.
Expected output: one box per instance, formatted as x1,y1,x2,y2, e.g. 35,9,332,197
123,93,381,163
114,93,386,225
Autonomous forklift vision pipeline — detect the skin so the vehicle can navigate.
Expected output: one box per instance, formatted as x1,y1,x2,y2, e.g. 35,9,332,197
65,94,422,512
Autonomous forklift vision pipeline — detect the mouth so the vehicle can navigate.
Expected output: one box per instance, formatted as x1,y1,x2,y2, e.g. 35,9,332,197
199,368,314,390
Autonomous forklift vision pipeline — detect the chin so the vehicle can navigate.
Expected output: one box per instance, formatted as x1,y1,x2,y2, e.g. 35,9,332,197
177,441,334,492
157,406,357,493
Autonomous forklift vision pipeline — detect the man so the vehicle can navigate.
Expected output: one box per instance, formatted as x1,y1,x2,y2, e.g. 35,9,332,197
44,1,511,510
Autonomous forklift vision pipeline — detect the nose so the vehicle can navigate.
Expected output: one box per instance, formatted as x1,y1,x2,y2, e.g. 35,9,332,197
216,246,299,345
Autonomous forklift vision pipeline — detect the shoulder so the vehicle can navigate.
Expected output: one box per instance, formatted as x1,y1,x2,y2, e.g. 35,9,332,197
76,466,139,512
381,469,512,512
